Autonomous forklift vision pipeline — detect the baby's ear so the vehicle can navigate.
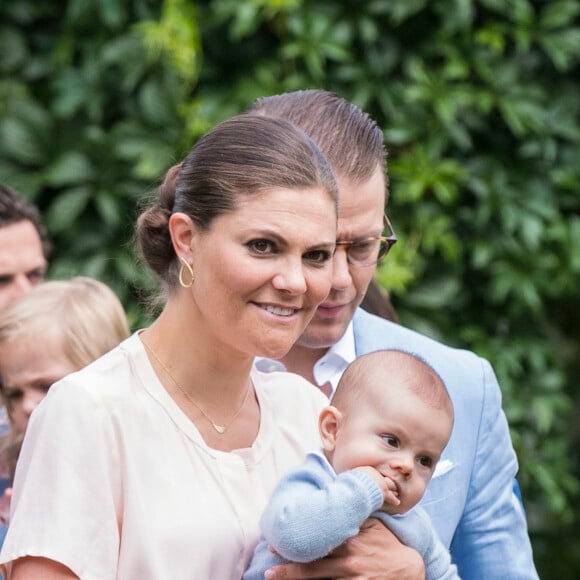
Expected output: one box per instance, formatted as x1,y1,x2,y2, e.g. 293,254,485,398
319,405,342,453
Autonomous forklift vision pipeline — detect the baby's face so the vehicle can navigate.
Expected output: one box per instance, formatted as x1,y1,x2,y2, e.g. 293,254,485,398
327,388,452,514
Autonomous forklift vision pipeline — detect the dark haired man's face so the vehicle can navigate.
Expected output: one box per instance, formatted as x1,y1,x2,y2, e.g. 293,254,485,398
293,165,386,351
0,220,47,313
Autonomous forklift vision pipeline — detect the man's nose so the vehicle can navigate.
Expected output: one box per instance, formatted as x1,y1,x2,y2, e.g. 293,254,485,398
331,247,352,291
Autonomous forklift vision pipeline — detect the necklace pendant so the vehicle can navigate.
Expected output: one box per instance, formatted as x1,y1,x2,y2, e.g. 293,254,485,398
213,423,226,434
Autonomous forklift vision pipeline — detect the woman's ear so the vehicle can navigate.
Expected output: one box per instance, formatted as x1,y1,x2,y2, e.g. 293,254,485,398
169,212,196,261
319,405,342,454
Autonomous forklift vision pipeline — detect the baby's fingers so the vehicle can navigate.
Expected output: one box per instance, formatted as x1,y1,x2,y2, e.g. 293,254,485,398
381,477,401,506
383,487,401,506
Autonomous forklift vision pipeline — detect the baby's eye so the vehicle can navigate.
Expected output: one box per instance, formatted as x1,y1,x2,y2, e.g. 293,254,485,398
381,434,399,448
247,239,275,255
304,250,333,264
418,456,434,468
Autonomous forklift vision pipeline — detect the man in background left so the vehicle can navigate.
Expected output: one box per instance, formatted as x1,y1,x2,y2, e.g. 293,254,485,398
0,184,50,445
0,184,49,314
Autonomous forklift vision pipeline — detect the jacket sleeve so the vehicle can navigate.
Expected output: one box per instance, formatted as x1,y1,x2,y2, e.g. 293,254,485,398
450,358,539,579
379,507,459,580
259,458,384,563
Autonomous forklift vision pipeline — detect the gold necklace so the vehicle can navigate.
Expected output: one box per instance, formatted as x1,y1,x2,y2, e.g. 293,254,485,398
142,339,252,434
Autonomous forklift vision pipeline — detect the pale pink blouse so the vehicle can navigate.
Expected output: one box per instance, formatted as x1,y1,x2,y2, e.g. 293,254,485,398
0,333,326,579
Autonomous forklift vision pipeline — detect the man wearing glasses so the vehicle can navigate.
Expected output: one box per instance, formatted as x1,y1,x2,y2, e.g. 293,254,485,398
250,91,538,579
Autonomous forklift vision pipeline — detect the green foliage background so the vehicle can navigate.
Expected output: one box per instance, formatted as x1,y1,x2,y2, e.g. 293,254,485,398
1,0,579,575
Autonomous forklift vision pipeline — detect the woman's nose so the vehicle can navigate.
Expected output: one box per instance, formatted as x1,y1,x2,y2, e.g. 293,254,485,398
272,259,307,294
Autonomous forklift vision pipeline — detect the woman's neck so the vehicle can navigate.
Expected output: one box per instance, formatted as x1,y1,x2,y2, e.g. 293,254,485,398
144,294,254,403
141,294,260,451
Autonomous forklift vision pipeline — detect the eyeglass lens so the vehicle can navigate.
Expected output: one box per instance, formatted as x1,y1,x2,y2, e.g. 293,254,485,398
347,238,390,265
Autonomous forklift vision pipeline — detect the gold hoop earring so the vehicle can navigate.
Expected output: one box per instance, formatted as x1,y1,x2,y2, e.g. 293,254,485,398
178,257,194,288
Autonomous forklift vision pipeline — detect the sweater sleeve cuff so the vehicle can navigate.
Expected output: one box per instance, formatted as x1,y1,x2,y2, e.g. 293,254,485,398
347,470,385,512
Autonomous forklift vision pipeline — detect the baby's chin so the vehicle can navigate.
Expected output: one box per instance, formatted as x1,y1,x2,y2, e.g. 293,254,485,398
382,500,412,516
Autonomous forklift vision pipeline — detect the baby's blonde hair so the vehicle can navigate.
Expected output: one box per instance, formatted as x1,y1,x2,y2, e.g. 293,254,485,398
333,349,453,421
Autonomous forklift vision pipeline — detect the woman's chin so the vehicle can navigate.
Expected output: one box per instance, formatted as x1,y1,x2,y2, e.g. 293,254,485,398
254,341,296,362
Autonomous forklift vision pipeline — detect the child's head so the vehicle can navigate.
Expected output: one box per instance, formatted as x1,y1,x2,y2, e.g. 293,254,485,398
319,349,453,514
0,276,130,437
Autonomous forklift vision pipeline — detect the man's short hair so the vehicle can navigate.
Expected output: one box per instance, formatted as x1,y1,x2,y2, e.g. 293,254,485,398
249,90,387,188
0,184,50,260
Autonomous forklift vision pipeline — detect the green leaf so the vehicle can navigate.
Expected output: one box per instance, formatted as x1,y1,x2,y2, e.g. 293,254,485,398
45,187,92,233
539,29,580,71
45,152,95,186
0,117,46,164
539,1,580,30
0,25,28,72
95,190,122,227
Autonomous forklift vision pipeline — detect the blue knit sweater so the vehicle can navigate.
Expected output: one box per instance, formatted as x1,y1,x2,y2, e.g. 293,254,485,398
244,450,459,580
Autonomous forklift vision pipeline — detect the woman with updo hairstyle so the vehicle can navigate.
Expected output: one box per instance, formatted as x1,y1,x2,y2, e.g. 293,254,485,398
0,114,338,579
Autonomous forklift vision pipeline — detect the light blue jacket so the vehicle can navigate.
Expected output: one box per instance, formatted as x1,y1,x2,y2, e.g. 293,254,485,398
353,308,538,578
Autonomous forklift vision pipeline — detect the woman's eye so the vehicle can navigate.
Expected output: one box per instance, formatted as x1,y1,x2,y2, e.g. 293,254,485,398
247,239,275,254
304,250,332,264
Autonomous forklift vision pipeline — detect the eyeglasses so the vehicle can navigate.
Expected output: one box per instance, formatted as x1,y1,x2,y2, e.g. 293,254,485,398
335,214,397,267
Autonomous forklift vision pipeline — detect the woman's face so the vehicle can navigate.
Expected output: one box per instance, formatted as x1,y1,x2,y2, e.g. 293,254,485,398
0,334,77,435
190,186,337,360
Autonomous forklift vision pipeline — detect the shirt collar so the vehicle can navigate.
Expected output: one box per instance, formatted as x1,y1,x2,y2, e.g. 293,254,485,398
253,321,356,399
312,321,356,397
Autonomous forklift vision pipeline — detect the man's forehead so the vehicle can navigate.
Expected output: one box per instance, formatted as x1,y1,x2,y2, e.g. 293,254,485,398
0,219,41,239
336,169,385,207
0,221,45,268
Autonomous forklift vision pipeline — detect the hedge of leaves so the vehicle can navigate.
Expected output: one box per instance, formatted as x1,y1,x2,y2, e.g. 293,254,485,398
1,0,579,575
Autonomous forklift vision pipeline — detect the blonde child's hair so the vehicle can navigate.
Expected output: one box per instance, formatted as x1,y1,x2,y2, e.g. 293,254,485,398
0,276,129,368
0,277,130,474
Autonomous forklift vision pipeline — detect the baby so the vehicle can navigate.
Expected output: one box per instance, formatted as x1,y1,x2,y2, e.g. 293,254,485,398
244,349,458,580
